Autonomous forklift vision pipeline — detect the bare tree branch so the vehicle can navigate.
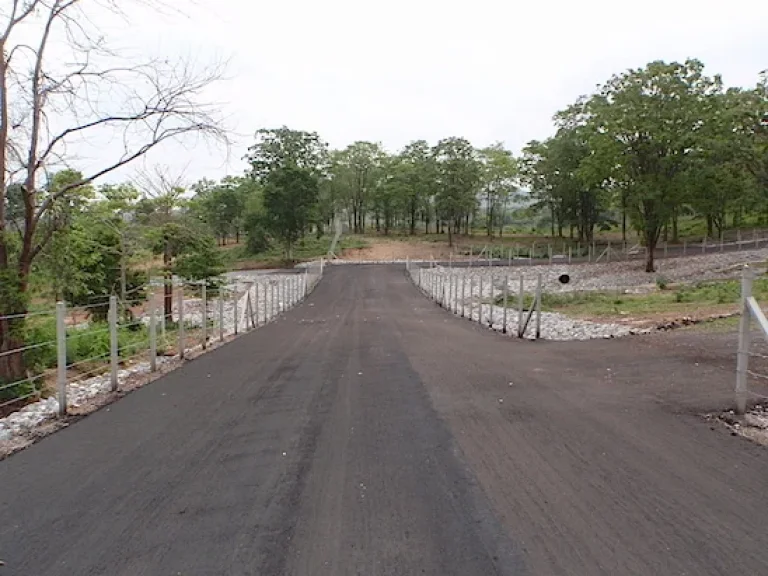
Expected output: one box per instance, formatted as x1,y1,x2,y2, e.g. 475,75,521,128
0,0,230,280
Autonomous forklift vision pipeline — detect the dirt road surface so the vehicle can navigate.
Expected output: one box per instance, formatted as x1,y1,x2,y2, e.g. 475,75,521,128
1,265,767,575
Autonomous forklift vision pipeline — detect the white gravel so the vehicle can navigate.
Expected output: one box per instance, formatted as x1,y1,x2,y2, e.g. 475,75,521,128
0,268,322,444
412,248,768,340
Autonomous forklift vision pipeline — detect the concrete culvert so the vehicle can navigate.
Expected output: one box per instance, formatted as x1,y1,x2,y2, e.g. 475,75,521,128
559,274,570,284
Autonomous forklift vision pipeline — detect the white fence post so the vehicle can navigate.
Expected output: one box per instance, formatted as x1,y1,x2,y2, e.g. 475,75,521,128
233,285,238,336
535,273,543,339
517,276,524,337
470,276,475,320
219,290,225,341
488,274,494,328
461,275,466,317
736,266,753,414
109,295,118,391
56,301,67,416
503,273,509,334
178,285,185,360
149,303,157,372
479,275,484,325
201,282,207,349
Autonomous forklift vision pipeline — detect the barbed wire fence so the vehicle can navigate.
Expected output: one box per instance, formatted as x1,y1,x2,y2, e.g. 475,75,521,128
0,260,324,422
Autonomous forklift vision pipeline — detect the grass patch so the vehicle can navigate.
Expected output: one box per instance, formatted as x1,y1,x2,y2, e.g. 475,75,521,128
494,278,768,318
224,235,368,270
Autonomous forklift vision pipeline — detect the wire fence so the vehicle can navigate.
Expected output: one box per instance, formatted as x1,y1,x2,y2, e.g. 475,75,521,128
410,262,544,339
0,260,324,420
440,228,768,266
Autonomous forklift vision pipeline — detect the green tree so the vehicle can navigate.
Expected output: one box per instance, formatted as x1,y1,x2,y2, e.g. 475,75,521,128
584,59,722,271
398,140,436,235
261,166,320,259
246,127,328,182
478,143,518,237
433,137,481,246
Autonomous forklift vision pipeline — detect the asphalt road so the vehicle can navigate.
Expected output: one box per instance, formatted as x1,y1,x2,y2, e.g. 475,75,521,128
1,265,768,575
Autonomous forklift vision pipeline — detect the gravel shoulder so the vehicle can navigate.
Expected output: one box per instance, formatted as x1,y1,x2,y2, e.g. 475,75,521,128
1,265,767,575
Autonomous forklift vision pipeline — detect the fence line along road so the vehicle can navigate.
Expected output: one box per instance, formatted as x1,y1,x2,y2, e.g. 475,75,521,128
0,260,324,429
419,229,768,268
408,260,544,340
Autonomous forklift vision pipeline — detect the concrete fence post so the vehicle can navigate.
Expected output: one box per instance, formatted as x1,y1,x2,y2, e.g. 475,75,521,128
683,240,687,257
56,301,67,416
502,273,509,333
149,303,157,372
479,275,484,325
736,266,753,414
720,232,724,252
461,275,466,317
109,295,118,391
201,282,207,349
233,285,238,336
160,289,166,344
219,288,225,340
488,274,494,327
518,275,524,338
568,246,572,264
535,273,543,340
453,275,458,312
702,236,706,254
179,285,185,360
470,276,475,320
548,244,552,264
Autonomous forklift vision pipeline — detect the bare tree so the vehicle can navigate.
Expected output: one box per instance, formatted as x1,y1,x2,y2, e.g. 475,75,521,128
0,0,229,382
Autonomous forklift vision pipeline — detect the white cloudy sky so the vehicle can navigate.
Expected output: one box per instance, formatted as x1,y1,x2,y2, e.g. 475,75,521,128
62,0,768,183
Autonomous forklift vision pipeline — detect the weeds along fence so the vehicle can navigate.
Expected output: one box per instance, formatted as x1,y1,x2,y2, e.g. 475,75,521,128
450,229,768,265
0,261,324,419
408,262,543,339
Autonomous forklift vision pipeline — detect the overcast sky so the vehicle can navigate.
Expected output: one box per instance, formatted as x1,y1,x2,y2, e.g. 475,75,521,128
94,0,766,183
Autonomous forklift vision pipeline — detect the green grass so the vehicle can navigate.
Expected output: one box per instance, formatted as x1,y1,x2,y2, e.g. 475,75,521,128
224,235,368,270
494,278,768,318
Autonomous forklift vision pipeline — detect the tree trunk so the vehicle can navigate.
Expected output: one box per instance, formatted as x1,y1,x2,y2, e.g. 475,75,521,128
0,317,27,384
498,199,506,237
671,209,679,243
645,238,656,273
621,195,627,243
550,205,555,237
